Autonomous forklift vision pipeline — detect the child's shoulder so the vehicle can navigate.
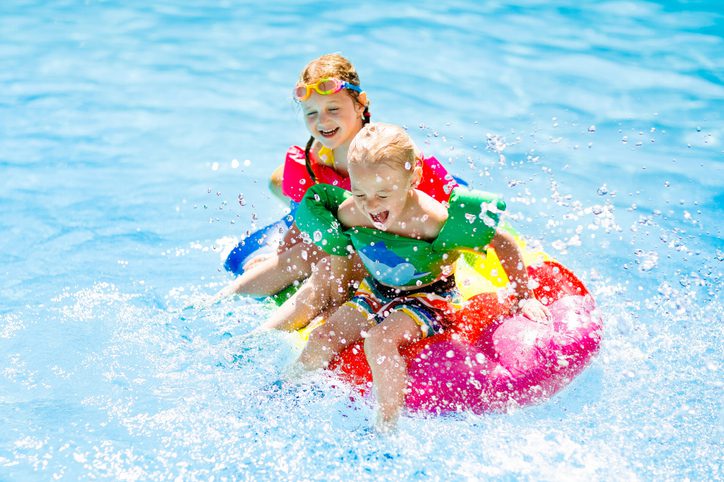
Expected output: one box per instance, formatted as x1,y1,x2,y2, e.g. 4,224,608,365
337,196,365,227
415,190,448,239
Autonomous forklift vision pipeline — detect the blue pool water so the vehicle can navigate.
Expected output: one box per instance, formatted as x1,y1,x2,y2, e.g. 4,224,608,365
1,1,722,480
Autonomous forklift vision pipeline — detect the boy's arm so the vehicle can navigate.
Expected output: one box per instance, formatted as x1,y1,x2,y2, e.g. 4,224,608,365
489,229,551,323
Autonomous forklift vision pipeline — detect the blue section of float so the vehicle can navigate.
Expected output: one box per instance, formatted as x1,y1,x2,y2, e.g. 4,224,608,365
452,175,468,187
224,203,297,276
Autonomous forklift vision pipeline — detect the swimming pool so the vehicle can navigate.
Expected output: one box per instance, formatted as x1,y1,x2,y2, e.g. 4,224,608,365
1,0,721,480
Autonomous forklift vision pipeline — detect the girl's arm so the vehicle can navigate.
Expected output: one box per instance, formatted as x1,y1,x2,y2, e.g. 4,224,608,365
488,229,551,323
268,164,287,203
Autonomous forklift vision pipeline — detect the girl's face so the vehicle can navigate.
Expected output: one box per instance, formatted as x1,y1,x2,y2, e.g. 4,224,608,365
349,161,417,231
301,90,365,152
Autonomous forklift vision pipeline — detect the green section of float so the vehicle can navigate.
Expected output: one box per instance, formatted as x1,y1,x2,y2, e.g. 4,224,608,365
268,283,299,306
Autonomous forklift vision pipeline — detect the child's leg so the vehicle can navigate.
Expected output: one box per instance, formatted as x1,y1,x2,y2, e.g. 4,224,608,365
363,311,422,429
298,304,369,370
216,242,324,299
262,254,367,331
262,255,335,331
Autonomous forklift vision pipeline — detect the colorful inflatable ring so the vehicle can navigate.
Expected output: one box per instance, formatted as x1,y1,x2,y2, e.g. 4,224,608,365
296,249,601,414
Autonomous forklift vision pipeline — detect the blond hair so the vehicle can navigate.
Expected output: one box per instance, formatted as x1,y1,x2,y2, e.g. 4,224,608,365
348,123,422,177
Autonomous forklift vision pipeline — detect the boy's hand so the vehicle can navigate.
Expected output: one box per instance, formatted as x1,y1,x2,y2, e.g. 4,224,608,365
518,298,552,323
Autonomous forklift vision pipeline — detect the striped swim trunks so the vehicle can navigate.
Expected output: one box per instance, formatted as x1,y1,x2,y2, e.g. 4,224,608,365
344,276,461,338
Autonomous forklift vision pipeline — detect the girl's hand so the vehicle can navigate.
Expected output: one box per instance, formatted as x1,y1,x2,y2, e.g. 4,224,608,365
518,298,552,324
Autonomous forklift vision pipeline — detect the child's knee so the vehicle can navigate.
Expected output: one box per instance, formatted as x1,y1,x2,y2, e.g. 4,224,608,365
364,314,419,357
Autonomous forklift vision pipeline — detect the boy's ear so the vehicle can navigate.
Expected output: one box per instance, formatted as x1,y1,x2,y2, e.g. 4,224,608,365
411,164,422,188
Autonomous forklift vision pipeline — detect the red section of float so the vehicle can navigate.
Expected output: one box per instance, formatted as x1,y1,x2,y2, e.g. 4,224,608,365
328,260,602,413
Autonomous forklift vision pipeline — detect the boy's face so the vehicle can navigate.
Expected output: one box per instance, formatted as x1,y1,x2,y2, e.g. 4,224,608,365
301,91,365,152
349,161,416,231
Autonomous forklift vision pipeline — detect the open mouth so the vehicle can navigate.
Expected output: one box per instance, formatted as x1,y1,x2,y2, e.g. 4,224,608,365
369,211,389,227
319,127,339,139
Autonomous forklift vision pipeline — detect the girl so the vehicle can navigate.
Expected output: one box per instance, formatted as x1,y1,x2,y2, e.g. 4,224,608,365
293,123,550,430
216,54,457,330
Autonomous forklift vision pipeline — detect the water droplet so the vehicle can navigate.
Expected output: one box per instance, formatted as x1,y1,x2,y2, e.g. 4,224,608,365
243,159,252,167
635,249,658,271
588,125,596,133
597,184,608,196
486,134,506,153
231,158,240,169
212,162,220,171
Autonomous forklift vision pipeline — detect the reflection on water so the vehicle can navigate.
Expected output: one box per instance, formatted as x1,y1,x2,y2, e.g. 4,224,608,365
1,1,721,480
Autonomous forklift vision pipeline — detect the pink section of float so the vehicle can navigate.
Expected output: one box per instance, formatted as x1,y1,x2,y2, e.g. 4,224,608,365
407,295,601,413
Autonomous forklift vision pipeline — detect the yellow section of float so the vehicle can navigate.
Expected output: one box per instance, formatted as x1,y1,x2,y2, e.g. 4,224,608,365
453,223,551,300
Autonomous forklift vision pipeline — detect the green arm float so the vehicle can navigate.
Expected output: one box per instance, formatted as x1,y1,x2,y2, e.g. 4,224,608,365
433,187,506,252
295,184,354,256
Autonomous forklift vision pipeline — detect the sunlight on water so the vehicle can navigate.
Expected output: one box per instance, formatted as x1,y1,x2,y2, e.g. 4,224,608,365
1,0,722,480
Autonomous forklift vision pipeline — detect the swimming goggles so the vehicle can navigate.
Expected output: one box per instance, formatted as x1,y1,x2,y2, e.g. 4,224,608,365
293,78,362,101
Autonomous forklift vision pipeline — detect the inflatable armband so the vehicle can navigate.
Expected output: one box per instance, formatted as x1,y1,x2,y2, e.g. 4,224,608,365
294,184,353,257
434,188,506,252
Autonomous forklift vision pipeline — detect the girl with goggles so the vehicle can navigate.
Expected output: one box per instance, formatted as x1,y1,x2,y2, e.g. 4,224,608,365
216,54,458,333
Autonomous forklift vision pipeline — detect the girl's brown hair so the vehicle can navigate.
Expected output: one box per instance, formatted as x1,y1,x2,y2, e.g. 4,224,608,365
297,54,370,182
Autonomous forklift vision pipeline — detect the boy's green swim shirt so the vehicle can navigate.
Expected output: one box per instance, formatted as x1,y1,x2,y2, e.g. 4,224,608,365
296,184,506,287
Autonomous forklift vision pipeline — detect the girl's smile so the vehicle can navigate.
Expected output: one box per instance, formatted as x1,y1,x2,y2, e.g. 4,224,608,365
301,90,365,152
